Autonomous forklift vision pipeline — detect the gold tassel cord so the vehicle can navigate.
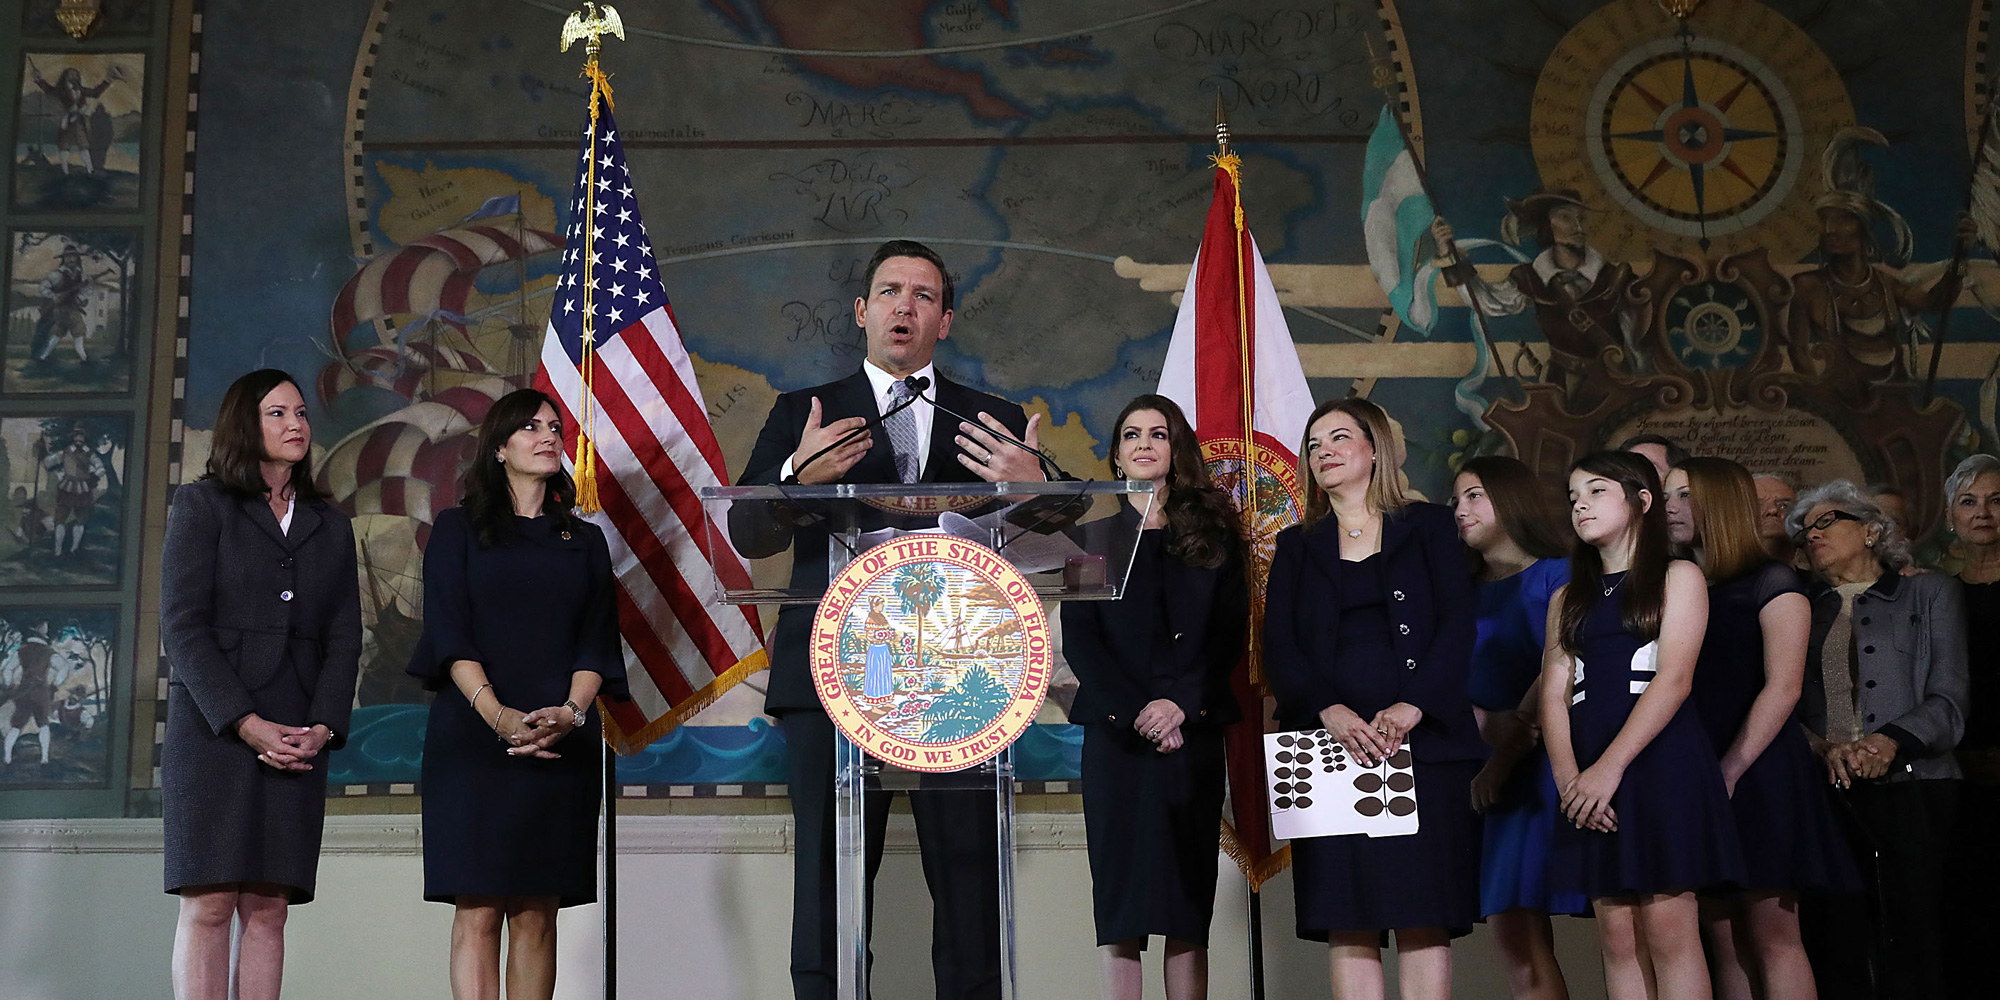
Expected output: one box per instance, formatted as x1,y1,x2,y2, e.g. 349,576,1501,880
569,52,618,514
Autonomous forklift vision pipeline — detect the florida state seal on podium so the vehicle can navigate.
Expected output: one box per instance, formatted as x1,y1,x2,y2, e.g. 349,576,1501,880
705,480,1149,1000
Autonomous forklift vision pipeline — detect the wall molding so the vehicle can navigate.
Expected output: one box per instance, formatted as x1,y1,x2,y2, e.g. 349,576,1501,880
0,813,1090,857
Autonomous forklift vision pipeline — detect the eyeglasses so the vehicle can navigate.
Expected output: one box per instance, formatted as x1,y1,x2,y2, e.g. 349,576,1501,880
1791,509,1862,543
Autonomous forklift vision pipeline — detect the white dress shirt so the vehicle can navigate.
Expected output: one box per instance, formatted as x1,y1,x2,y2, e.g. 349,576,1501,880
779,360,937,481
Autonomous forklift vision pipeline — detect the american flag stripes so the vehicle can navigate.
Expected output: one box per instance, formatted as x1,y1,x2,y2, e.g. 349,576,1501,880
533,103,767,754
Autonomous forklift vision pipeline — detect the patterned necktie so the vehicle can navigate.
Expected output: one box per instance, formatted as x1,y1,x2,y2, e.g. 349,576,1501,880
884,379,921,483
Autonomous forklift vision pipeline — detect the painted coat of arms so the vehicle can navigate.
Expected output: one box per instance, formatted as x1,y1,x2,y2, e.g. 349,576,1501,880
810,535,1052,772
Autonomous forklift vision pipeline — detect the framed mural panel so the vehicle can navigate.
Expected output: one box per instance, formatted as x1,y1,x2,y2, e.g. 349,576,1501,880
19,1,156,39
0,605,116,788
3,228,139,394
0,413,128,587
12,51,147,213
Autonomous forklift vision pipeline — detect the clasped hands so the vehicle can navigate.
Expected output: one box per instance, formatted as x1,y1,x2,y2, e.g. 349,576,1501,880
1134,699,1186,754
789,396,1047,484
1814,732,1898,788
1470,709,1540,812
237,713,332,771
494,705,582,759
1317,702,1421,768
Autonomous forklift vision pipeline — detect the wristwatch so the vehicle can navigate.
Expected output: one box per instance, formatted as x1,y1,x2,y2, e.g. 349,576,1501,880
563,700,585,727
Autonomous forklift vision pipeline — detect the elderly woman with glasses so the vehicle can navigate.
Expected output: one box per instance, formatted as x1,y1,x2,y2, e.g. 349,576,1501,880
1787,480,1967,1000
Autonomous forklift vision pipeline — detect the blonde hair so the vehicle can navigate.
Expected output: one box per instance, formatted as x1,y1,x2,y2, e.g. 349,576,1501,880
1299,397,1410,530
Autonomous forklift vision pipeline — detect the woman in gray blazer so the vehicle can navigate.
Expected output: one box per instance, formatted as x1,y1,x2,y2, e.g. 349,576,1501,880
1789,479,1966,1000
161,369,361,1000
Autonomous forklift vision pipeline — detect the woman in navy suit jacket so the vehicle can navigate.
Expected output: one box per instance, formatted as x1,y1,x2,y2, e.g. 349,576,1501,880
1062,395,1247,1000
1264,397,1482,999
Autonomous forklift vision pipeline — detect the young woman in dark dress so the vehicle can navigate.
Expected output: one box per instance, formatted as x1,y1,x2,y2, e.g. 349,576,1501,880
1663,458,1853,1000
1062,394,1247,1000
162,369,362,1000
1264,398,1483,1000
1454,456,1584,1000
1540,451,1742,1000
408,388,628,1000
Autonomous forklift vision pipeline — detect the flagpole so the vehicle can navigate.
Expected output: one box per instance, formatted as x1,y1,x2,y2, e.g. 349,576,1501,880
1212,96,1269,1000
1921,89,1994,405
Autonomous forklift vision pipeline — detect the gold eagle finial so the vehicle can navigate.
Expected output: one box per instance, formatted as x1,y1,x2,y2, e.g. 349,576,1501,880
561,3,625,53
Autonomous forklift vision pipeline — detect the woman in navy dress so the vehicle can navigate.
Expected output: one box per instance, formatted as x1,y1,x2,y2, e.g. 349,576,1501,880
1062,394,1246,1000
1663,458,1854,1000
408,388,628,1000
1265,398,1483,1000
1540,451,1742,1000
1454,456,1585,1000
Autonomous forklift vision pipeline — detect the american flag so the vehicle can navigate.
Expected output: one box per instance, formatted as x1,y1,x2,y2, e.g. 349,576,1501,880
534,104,767,753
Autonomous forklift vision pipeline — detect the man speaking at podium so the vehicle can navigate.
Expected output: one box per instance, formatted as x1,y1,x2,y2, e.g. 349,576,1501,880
737,239,1046,1000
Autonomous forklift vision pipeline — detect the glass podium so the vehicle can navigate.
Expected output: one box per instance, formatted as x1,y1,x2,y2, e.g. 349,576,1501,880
701,481,1150,1000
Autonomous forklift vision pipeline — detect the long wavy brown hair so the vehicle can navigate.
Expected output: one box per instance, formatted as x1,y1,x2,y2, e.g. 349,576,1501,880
1559,451,1671,656
1107,394,1239,569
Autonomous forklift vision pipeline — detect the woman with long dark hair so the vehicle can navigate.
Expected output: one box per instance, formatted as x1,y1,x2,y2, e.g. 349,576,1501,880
1454,456,1583,999
1264,397,1483,1000
408,388,628,1000
1663,458,1852,1000
1062,394,1246,1000
1541,451,1741,1000
162,369,362,1000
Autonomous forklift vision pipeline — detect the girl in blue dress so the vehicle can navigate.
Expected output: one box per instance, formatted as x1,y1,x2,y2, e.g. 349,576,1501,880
1454,456,1586,1000
1664,458,1855,1000
1541,451,1743,1000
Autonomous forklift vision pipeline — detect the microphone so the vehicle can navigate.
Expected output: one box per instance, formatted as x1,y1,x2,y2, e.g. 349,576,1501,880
915,381,1092,535
915,380,1074,483
785,375,931,485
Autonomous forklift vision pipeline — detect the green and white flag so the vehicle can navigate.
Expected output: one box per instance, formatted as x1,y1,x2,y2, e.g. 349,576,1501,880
1362,105,1439,335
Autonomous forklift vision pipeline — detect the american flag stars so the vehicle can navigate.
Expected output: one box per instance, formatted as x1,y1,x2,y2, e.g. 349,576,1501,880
548,111,666,361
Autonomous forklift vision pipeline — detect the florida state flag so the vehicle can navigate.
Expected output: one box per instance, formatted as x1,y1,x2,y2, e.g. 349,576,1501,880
1156,153,1314,889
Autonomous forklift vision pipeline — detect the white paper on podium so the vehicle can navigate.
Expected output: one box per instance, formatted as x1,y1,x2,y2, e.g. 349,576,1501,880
850,508,1085,574
1265,729,1419,840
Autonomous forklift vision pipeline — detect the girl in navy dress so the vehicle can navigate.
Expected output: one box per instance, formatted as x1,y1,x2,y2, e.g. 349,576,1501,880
1540,451,1742,1000
1265,398,1483,1000
408,389,628,1000
1663,458,1854,1000
1062,394,1246,1000
1453,456,1585,1000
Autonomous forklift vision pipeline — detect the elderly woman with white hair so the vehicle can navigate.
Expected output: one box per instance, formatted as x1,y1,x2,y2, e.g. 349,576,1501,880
1940,453,2000,998
1788,479,1967,1000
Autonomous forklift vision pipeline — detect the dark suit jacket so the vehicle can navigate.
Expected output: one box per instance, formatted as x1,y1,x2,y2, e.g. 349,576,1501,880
160,478,364,747
735,368,1029,714
1262,501,1484,763
1061,507,1247,729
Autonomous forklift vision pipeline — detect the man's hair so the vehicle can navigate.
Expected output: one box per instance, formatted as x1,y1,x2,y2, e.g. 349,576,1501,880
861,240,954,311
1616,433,1689,468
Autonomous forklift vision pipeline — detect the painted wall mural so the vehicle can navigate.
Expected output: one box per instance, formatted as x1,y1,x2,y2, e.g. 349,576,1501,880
157,0,2000,796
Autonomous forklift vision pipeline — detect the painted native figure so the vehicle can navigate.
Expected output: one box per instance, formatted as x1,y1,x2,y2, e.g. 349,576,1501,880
1434,189,1651,407
6,624,54,766
1787,128,1963,405
862,595,897,700
28,64,123,176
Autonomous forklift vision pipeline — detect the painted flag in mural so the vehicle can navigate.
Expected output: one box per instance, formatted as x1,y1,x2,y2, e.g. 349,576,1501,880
1156,154,1314,889
1363,105,1441,335
534,103,767,754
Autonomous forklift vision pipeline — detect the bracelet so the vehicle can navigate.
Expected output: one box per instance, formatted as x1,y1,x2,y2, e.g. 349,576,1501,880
564,699,585,727
492,702,505,737
470,683,491,710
